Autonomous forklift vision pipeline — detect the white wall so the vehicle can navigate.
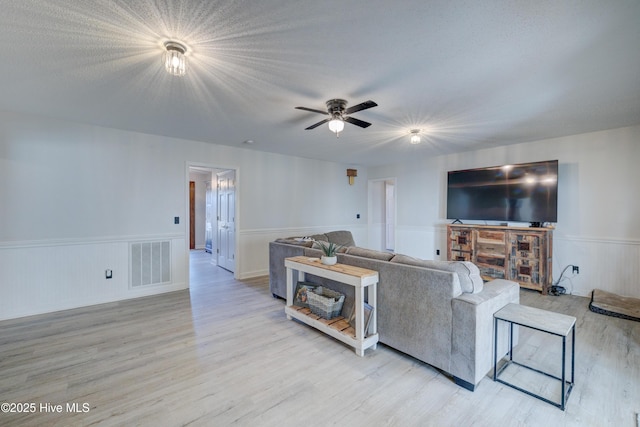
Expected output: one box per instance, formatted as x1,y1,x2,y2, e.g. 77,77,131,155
367,125,640,298
0,110,367,320
5,107,634,320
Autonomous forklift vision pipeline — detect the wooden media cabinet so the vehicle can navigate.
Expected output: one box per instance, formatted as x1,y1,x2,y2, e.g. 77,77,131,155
447,224,553,294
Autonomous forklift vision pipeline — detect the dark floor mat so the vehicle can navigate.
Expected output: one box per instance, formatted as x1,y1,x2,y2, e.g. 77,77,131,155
589,289,640,322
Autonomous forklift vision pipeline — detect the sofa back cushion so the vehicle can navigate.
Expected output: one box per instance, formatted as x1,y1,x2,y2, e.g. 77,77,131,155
274,238,314,247
311,241,349,254
345,246,394,261
324,230,356,247
308,233,329,242
390,254,484,294
304,247,323,258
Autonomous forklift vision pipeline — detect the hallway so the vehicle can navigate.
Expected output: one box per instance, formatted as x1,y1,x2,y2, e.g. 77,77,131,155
188,250,233,288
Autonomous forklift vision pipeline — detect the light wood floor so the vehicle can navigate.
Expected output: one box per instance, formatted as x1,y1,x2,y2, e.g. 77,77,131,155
1,250,638,426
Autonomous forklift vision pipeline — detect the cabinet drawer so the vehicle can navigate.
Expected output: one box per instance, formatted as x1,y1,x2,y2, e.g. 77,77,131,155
478,266,507,280
476,242,504,255
476,254,506,268
476,230,507,244
476,253,507,281
450,251,472,262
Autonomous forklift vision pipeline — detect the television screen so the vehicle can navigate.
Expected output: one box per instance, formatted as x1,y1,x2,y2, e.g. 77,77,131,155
447,160,558,223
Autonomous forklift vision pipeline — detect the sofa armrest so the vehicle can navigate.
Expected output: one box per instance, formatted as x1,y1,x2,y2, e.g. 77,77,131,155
269,242,307,299
451,279,520,389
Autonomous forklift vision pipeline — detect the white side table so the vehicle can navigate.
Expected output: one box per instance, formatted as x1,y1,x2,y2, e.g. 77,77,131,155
493,303,576,410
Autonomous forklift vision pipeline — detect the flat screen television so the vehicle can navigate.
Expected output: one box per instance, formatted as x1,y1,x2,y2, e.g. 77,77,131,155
447,160,558,224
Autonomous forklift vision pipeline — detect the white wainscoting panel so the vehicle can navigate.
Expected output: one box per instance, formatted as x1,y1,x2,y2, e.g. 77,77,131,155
237,225,367,280
367,222,385,252
554,236,640,298
0,235,187,320
394,225,446,260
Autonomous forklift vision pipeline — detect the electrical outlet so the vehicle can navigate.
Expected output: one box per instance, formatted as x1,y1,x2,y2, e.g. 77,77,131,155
572,265,579,274
106,269,113,279
436,249,440,256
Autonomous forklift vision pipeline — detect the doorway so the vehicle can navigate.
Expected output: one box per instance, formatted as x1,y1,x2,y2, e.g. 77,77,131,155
187,164,238,282
368,177,397,252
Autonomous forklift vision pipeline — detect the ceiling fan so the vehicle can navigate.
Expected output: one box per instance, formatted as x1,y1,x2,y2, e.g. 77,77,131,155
295,99,378,137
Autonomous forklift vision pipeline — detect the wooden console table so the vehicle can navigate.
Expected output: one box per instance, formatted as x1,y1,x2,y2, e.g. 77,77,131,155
284,256,379,356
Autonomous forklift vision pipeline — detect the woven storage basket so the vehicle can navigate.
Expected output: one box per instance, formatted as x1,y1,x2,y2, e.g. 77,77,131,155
307,286,345,319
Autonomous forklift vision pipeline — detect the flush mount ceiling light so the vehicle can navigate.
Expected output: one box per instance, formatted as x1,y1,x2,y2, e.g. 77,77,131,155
163,41,187,76
409,129,422,144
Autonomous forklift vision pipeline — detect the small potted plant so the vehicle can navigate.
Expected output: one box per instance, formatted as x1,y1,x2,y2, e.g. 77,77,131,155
315,241,342,265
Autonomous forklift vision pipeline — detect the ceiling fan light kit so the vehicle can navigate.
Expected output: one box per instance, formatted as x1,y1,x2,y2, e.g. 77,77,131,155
295,99,378,137
328,118,345,136
163,41,187,76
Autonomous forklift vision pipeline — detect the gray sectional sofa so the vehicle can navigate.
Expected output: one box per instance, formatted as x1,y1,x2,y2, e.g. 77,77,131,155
269,230,519,391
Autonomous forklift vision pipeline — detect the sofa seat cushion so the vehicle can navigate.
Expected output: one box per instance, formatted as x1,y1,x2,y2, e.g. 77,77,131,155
390,254,484,294
345,246,395,261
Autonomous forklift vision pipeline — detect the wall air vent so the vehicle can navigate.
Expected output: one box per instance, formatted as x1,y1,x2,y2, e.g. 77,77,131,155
130,241,171,288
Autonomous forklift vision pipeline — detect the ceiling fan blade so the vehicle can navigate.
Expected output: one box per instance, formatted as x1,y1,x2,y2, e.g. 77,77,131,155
305,118,330,130
345,100,377,115
344,116,372,128
295,106,329,115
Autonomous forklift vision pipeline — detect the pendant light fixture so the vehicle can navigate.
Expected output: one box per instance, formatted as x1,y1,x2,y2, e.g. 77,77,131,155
163,41,187,76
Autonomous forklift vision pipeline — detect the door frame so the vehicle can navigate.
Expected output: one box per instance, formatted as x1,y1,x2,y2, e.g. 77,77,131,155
185,162,240,284
189,180,196,249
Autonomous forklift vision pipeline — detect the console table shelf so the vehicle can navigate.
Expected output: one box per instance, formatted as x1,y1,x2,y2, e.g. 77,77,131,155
284,256,379,356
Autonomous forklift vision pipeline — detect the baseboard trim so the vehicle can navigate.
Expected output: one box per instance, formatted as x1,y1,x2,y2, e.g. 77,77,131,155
237,269,269,280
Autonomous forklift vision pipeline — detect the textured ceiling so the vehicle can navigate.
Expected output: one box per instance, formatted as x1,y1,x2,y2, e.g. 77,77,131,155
1,0,639,166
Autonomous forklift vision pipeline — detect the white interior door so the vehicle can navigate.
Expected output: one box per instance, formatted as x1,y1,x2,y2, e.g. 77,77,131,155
217,170,236,272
